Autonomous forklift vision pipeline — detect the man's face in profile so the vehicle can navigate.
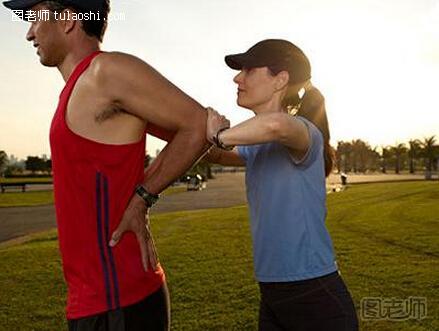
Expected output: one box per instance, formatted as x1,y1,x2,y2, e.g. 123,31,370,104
25,3,65,67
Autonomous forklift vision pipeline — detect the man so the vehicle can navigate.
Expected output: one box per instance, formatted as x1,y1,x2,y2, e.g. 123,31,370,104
3,0,210,330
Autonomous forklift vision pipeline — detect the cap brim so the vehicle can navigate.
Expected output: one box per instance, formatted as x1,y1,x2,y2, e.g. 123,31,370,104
3,0,41,10
225,53,252,70
225,52,270,70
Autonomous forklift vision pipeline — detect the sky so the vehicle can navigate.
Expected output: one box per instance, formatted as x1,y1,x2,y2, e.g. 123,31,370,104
0,0,438,159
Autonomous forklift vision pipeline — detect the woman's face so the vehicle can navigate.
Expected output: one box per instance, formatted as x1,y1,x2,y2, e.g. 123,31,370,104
233,67,280,112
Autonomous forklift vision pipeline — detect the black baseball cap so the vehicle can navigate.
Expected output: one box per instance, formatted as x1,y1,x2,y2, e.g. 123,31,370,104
225,39,311,84
3,0,105,12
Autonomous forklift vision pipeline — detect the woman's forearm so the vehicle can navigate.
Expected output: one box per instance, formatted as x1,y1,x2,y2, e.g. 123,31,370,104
219,113,281,146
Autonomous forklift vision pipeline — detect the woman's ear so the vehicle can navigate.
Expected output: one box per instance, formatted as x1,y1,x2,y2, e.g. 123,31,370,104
275,71,290,90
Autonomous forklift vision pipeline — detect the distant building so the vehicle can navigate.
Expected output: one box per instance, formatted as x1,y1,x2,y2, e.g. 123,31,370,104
8,154,19,165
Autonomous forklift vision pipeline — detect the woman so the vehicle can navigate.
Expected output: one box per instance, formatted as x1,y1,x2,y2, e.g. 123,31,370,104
206,39,358,331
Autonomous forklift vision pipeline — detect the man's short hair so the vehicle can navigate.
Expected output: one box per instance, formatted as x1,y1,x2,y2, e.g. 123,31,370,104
43,0,110,42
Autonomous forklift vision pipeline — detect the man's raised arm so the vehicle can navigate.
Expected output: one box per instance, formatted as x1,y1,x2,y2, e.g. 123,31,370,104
95,52,209,270
98,52,208,190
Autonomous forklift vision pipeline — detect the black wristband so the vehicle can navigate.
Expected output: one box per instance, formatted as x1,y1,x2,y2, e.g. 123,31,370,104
135,185,160,207
213,127,234,151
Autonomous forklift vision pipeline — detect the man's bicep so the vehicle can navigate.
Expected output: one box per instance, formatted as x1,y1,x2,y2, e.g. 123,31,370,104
219,148,246,166
102,53,205,130
147,123,175,142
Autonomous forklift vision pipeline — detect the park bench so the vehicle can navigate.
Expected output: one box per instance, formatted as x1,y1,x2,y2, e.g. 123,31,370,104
0,181,53,193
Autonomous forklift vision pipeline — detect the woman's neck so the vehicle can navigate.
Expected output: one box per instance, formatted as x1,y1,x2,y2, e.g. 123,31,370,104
253,96,284,115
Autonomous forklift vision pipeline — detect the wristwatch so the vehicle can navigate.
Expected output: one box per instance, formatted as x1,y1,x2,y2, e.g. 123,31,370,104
135,185,160,208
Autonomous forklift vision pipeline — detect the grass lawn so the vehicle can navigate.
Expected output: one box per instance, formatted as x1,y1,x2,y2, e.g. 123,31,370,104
0,186,186,208
0,182,438,330
0,190,54,208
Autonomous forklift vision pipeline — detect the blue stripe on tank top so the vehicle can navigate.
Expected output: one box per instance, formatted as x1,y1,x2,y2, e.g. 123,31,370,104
103,175,121,309
96,172,113,310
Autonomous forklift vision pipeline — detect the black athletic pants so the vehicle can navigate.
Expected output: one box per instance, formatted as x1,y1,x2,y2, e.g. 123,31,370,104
258,271,359,331
68,283,170,331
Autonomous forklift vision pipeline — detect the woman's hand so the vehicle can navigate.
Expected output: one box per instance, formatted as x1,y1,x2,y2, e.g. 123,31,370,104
206,107,230,144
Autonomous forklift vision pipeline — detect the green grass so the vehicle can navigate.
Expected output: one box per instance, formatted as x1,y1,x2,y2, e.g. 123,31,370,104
0,182,438,330
0,190,54,208
326,182,439,331
0,177,54,207
0,186,186,208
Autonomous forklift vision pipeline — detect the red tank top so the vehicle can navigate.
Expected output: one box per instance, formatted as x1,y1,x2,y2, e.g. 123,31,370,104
49,51,165,319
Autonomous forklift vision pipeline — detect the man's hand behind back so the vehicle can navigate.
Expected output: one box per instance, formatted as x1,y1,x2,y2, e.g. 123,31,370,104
109,195,159,272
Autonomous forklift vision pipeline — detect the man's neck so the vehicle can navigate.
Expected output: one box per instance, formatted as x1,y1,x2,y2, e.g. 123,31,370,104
58,45,101,82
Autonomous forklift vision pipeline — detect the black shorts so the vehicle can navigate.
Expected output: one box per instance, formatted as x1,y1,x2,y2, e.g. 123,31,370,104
68,283,170,331
258,271,359,331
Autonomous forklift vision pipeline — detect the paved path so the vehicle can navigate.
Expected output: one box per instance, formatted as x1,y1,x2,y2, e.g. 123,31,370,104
0,173,247,243
0,204,56,243
1,172,436,243
154,172,246,214
326,173,434,185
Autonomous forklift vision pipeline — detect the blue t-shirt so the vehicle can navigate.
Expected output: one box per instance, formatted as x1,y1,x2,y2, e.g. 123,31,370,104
238,116,338,282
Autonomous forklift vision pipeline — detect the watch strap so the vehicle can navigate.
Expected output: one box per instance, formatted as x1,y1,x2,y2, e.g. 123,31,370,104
135,185,159,207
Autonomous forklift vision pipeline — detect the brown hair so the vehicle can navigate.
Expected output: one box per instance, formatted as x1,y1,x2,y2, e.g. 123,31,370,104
42,1,110,42
294,87,335,177
269,67,334,176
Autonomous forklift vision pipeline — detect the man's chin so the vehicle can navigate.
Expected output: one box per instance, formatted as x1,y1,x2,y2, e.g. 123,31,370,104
39,57,57,67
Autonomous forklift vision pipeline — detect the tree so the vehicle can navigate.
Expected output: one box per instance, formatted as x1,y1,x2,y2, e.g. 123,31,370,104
336,140,380,173
381,146,392,174
336,141,352,173
421,136,437,179
0,150,7,176
368,147,381,172
391,143,407,174
44,159,52,175
25,156,46,174
4,164,24,177
350,140,361,173
351,139,374,173
408,139,422,174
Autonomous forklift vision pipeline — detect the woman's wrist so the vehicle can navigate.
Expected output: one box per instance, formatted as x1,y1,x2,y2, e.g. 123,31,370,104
213,127,234,151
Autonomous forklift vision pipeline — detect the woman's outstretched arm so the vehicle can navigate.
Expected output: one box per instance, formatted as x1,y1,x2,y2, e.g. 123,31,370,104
207,109,311,161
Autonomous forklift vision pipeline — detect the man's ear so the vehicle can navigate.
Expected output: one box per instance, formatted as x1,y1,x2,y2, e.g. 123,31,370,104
61,9,77,34
275,71,290,90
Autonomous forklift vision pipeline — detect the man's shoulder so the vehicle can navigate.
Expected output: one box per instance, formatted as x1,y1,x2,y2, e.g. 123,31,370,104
89,51,154,82
94,51,141,66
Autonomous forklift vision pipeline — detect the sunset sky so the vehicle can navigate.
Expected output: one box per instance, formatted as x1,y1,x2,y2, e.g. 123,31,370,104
0,0,438,159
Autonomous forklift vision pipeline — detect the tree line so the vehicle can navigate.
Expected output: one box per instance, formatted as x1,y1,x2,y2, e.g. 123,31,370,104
335,136,438,177
1,135,438,177
0,153,51,177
